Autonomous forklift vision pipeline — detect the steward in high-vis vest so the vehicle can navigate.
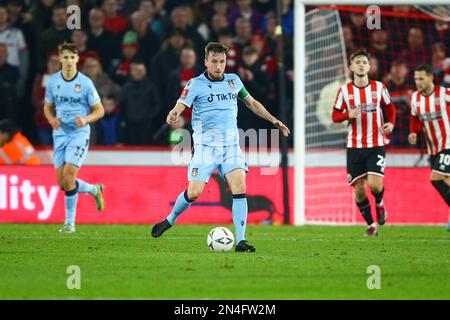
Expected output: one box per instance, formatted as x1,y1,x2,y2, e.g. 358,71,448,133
0,119,40,165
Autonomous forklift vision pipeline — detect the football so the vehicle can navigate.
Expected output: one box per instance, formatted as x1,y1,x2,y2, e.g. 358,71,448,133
207,226,234,252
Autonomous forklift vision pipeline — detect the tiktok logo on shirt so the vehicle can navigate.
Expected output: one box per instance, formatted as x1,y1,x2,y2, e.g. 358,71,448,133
207,92,237,102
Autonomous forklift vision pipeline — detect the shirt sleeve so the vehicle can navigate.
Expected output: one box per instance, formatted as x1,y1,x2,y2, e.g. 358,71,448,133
381,84,392,106
177,79,197,108
87,79,101,106
410,93,417,116
44,78,54,104
333,88,347,112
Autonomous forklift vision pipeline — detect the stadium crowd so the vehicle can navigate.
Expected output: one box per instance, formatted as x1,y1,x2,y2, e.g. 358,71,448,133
0,0,294,147
0,1,448,148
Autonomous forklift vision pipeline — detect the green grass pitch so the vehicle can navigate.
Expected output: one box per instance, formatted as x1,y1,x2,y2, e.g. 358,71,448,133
0,224,449,299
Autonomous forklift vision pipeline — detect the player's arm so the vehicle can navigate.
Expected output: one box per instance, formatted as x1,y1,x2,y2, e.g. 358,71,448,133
43,101,61,129
331,88,360,122
167,102,187,125
243,95,290,137
408,95,421,145
380,85,396,135
75,102,105,128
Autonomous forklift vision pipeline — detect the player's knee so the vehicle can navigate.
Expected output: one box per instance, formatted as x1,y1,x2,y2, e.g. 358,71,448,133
369,183,383,194
187,188,203,201
232,181,246,194
62,175,76,191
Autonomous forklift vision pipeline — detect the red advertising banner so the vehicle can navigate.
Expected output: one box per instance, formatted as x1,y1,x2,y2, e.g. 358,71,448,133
0,166,447,224
0,166,293,224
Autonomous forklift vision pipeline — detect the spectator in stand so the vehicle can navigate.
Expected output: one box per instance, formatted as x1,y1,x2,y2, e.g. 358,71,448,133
346,11,369,48
228,0,264,33
431,42,446,85
400,28,430,72
217,29,238,72
212,0,230,16
151,29,193,95
110,30,139,85
0,5,28,97
31,51,59,146
97,96,120,146
87,7,120,71
250,32,276,81
165,47,201,120
26,0,55,39
0,43,19,122
71,28,100,70
370,29,395,77
443,57,450,87
102,0,129,35
130,10,160,71
384,60,412,147
0,119,40,165
166,6,204,56
368,55,382,81
83,56,121,102
233,17,252,54
37,4,70,72
342,25,357,56
237,46,269,130
209,13,229,41
120,60,162,145
139,0,164,40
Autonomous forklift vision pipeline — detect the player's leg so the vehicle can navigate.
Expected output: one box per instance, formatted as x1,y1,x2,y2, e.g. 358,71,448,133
60,163,80,233
152,145,216,238
67,137,104,211
223,168,255,252
348,148,376,235
221,145,254,252
367,147,387,226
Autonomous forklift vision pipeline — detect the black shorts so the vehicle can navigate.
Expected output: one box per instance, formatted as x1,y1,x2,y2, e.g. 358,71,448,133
430,149,450,176
347,147,386,185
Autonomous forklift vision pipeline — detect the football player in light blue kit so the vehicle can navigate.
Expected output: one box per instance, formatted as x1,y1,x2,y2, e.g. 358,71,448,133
151,42,290,252
43,42,105,233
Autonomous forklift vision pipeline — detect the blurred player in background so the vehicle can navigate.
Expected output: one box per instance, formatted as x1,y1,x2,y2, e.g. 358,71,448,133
43,42,105,233
332,49,396,236
408,64,450,231
151,42,290,251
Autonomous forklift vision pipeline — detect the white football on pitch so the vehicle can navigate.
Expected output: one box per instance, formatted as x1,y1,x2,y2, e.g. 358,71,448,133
207,226,235,252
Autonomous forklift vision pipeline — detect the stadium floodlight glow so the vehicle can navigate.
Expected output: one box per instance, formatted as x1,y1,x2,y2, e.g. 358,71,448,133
294,1,448,225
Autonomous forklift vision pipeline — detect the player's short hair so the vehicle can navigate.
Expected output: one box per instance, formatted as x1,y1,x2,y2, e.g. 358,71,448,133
415,64,433,76
58,42,78,54
205,42,228,59
349,49,370,63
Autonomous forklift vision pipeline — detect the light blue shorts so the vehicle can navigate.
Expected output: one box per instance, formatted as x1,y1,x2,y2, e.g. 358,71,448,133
53,134,90,169
188,144,248,183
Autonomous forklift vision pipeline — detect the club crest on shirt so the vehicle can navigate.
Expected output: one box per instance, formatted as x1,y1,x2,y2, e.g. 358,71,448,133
372,92,378,99
74,84,81,93
192,168,198,177
228,80,235,88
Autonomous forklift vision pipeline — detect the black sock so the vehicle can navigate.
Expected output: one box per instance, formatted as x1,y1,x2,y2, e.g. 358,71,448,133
357,198,374,225
371,188,384,205
431,180,450,206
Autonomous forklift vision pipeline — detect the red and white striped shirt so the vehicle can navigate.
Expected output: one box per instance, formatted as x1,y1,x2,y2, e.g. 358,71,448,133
410,86,450,155
333,80,393,148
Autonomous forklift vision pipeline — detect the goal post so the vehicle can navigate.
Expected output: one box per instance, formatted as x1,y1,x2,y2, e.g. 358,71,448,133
294,1,450,226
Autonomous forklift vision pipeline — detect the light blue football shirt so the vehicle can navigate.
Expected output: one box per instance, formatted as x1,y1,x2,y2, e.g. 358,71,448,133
45,70,101,138
177,71,250,146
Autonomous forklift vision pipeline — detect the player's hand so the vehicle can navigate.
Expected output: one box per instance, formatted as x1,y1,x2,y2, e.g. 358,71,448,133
75,116,88,127
49,117,61,129
382,122,394,135
348,108,361,119
167,109,179,125
408,132,417,145
273,119,290,137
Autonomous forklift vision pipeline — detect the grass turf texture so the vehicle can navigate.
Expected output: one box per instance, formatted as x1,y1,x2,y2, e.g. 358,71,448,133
0,224,448,299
